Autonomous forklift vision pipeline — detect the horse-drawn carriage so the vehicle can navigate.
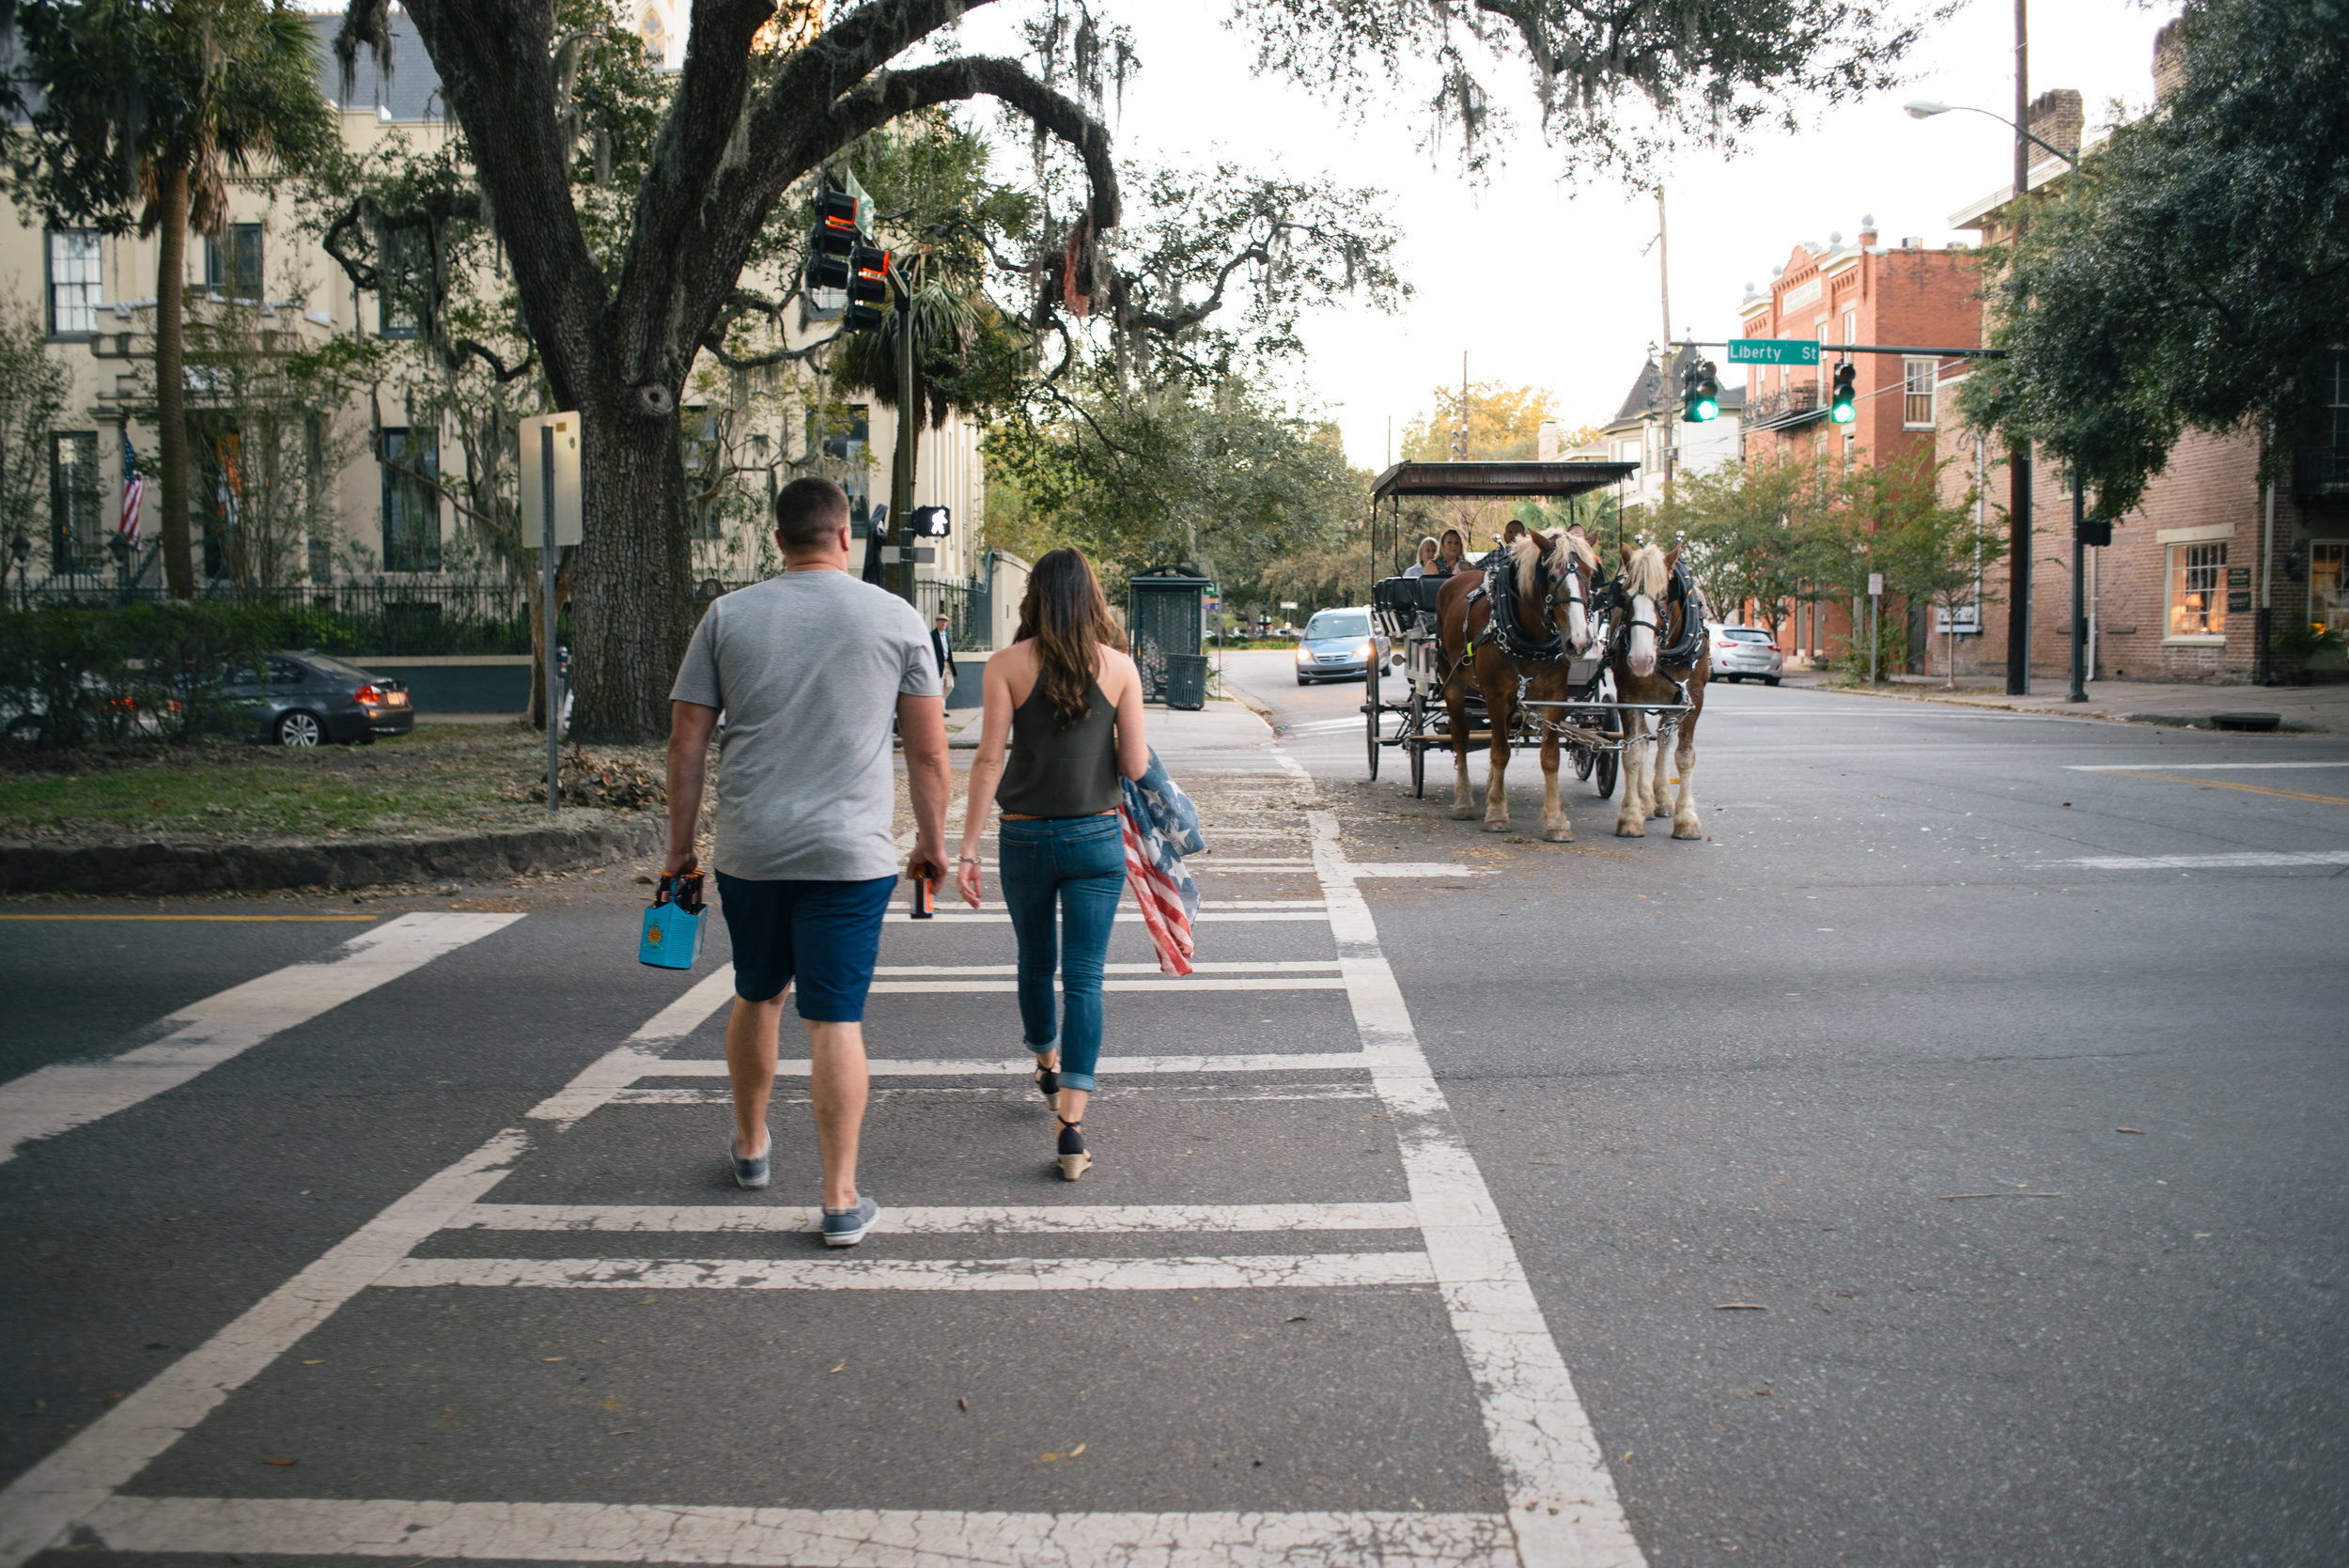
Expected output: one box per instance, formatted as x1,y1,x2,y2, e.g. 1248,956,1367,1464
1361,460,1715,843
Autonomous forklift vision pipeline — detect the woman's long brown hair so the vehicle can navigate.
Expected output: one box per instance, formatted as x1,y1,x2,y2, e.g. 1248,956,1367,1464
1014,548,1125,727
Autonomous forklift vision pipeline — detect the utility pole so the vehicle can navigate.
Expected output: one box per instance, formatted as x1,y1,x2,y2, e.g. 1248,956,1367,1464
2006,0,2032,695
1454,351,1469,460
891,272,916,606
1657,185,1676,509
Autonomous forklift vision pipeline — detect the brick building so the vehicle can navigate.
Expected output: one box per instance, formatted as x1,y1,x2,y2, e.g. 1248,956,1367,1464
1733,220,1984,663
1947,68,2349,686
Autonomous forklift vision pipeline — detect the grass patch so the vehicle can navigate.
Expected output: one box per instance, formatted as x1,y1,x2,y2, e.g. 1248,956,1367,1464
0,724,648,844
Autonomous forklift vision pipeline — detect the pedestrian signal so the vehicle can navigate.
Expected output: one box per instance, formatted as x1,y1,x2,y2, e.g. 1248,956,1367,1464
1829,361,1858,424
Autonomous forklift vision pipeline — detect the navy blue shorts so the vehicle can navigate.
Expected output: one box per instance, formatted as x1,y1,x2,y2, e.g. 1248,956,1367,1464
715,872,897,1021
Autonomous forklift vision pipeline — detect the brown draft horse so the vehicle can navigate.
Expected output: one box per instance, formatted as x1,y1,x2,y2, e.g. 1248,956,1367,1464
1607,542,1710,839
1434,527,1600,842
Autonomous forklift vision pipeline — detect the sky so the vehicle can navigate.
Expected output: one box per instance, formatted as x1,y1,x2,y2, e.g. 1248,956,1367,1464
935,0,2184,470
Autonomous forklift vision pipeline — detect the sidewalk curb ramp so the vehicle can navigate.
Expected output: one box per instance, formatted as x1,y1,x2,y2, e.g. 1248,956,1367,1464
0,812,661,894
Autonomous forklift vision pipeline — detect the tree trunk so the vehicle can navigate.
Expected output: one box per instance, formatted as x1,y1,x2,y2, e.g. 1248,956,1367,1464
568,393,692,742
154,164,194,599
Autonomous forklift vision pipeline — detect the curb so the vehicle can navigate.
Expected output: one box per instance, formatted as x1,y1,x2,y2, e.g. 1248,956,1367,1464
0,812,663,895
1783,680,2327,733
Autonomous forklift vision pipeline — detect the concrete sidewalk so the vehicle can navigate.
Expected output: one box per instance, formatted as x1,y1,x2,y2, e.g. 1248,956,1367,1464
1782,670,2349,733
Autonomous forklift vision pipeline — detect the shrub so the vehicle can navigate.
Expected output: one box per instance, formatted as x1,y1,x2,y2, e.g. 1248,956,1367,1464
0,603,272,749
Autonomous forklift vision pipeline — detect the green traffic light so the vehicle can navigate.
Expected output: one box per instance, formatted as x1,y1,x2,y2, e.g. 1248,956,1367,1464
1830,399,1856,424
1693,395,1719,421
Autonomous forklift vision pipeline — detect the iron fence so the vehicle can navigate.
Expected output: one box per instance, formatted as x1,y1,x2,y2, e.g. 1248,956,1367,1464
917,576,991,653
6,581,557,656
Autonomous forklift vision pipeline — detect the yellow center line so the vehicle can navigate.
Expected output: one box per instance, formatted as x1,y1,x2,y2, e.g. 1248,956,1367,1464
0,914,381,923
2106,770,2349,808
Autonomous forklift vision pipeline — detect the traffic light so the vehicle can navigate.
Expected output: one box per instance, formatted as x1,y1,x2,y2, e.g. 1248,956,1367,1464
1681,359,1720,423
1829,360,1858,424
804,180,873,296
844,244,890,331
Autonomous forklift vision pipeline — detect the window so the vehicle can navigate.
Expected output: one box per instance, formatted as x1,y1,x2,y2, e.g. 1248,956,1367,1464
378,225,426,337
204,224,265,296
381,427,441,572
2168,541,2227,638
1813,318,1829,385
49,431,100,572
640,8,666,66
809,404,873,535
2311,542,2347,637
47,230,101,335
1841,306,1857,349
1904,359,1937,427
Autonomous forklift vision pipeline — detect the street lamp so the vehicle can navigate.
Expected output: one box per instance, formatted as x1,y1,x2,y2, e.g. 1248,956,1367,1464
8,533,29,612
1908,98,2092,703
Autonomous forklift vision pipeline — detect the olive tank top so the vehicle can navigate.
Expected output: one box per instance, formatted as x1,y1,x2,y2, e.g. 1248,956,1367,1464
997,678,1120,817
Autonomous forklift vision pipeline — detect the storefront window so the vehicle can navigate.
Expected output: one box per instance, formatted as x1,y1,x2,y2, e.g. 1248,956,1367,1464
2310,541,2347,637
2168,541,2226,637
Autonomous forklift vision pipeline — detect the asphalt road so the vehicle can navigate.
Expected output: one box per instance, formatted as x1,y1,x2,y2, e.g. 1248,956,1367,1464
2,653,2343,1567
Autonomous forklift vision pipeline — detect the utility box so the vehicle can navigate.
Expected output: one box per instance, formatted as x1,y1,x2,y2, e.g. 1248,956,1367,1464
1128,565,1212,703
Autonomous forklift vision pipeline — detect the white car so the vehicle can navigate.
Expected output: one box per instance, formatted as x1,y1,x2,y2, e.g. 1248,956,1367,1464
1708,624,1784,684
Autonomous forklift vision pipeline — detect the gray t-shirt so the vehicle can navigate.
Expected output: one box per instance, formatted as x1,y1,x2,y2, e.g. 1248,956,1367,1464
669,570,940,882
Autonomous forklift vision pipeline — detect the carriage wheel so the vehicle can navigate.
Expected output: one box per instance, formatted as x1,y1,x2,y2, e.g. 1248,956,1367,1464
1595,748,1618,800
1408,690,1426,798
1364,660,1381,780
1572,742,1595,782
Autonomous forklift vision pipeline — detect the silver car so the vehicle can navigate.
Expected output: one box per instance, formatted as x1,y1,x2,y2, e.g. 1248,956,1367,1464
1708,623,1784,684
1293,608,1387,685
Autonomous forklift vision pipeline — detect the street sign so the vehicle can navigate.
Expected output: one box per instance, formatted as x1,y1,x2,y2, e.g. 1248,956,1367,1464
1868,571,1884,597
518,412,582,549
1727,338,1820,367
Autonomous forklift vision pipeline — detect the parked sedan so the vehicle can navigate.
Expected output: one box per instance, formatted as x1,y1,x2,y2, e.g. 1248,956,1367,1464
1294,607,1387,685
1708,623,1784,685
231,650,414,746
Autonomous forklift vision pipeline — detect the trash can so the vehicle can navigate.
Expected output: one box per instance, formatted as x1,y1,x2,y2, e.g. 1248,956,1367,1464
1163,653,1208,711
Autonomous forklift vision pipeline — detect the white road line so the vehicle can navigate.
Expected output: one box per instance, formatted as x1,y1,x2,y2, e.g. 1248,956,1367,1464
0,912,523,1164
77,1496,1513,1566
381,1250,1435,1293
0,972,739,1568
609,1085,1380,1107
877,962,1341,975
889,911,1330,924
1304,798,1644,1568
450,1201,1421,1234
2055,849,2349,870
639,1053,1373,1079
869,977,1347,994
2066,761,2349,771
925,899,1325,909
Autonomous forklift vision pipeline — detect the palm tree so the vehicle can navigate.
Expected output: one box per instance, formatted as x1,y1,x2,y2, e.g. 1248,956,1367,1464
6,0,335,598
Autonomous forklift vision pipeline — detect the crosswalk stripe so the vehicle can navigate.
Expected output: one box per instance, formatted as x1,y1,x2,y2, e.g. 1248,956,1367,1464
0,974,743,1568
2056,849,2349,870
380,1250,1436,1293
878,961,1341,974
890,910,1330,924
77,1496,1515,1566
0,912,523,1164
633,1053,1374,1079
869,976,1346,993
450,1201,1420,1234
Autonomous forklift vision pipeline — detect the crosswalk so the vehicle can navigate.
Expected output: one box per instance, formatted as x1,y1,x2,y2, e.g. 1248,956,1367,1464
0,757,1641,1568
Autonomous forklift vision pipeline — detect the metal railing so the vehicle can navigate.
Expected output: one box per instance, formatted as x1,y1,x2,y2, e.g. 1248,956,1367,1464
917,576,992,653
1743,383,1826,431
6,580,553,656
2293,445,2349,498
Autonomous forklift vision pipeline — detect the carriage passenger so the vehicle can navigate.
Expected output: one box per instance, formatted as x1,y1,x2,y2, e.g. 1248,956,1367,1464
1436,529,1468,576
1403,536,1441,578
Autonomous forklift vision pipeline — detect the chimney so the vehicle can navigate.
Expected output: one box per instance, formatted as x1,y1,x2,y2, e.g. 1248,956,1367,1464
2153,17,2189,101
1859,213,1878,248
2025,87,2084,160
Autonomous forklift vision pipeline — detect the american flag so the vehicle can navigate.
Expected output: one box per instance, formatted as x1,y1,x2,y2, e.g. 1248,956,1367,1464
117,432,145,546
1119,759,1201,977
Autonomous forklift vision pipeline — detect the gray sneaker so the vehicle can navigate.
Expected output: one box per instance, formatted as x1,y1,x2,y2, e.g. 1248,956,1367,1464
821,1194,879,1247
731,1135,770,1190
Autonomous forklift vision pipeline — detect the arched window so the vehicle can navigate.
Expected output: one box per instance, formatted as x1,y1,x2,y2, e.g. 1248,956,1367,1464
640,8,666,67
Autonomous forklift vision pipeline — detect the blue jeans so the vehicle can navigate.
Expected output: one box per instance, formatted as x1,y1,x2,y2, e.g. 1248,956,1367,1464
996,814,1126,1091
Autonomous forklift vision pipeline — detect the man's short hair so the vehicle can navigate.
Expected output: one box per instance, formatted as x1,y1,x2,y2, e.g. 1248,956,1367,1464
774,476,850,553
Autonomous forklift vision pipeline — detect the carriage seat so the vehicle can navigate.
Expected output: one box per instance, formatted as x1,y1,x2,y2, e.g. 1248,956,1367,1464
1373,575,1450,615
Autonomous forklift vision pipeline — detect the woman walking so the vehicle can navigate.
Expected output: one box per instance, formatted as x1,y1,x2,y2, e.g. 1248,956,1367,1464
956,549,1149,1179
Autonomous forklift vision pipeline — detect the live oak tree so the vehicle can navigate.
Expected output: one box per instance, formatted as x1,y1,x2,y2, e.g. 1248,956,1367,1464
1961,0,2349,522
340,0,1926,740
4,0,336,600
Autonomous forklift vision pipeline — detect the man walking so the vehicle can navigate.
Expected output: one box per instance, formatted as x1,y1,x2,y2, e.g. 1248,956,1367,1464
929,613,957,702
664,476,949,1247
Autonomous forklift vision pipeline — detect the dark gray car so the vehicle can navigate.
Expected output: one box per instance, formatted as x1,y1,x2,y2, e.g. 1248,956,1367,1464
230,650,414,746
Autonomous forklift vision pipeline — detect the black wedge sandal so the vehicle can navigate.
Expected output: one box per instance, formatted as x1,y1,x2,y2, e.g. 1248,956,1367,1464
1056,1116,1091,1182
1033,1063,1061,1112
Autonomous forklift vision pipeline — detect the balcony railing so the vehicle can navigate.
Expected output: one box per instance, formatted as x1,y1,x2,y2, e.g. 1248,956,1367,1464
2292,445,2349,499
1743,384,1826,432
